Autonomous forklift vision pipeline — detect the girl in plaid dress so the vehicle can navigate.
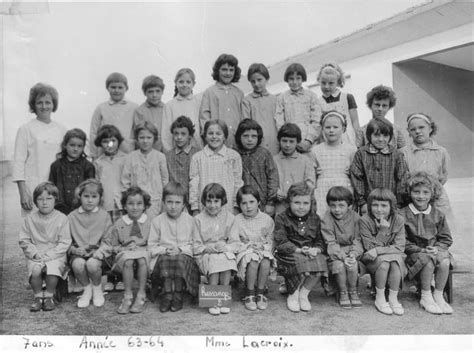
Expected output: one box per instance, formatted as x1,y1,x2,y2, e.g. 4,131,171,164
311,111,356,217
350,118,409,215
148,182,200,313
360,188,407,316
234,119,279,216
234,185,275,311
193,183,241,315
273,182,327,313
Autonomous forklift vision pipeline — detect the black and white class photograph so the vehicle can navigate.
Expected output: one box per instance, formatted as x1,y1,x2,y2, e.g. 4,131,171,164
0,0,472,351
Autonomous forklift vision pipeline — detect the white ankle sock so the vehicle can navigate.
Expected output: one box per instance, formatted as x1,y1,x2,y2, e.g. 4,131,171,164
388,289,399,303
299,285,310,298
433,289,445,302
375,287,386,303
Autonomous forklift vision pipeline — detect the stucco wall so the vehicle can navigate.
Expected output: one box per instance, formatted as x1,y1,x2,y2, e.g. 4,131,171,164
393,59,473,178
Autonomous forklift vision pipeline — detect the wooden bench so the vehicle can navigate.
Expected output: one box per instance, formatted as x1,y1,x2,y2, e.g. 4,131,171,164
444,266,472,304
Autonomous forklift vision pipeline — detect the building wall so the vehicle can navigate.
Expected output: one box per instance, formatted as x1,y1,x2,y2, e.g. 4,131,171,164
393,59,473,178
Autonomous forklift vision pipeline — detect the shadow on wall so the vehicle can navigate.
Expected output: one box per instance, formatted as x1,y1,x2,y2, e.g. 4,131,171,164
393,58,474,178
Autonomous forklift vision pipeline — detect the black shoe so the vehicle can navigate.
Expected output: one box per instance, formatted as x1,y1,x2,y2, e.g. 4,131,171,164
170,292,183,312
42,297,56,311
30,297,43,312
159,293,172,313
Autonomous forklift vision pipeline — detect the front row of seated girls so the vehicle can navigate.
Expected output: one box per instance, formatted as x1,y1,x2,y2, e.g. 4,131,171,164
19,171,453,316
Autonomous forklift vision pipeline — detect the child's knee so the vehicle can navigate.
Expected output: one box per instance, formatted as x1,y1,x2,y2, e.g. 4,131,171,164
423,260,435,272
123,259,134,269
136,258,147,267
71,258,86,273
378,262,390,272
389,262,401,274
438,258,450,270
30,265,43,278
86,258,102,273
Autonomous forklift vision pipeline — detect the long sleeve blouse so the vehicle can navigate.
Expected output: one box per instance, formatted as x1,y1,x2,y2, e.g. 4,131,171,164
189,145,243,212
121,149,169,201
94,150,127,212
19,209,71,261
148,212,196,258
89,100,138,158
359,213,406,256
162,94,202,151
321,209,363,260
68,207,113,259
400,204,452,255
49,156,96,214
199,82,244,148
273,208,325,255
241,91,279,155
193,210,240,256
237,146,279,208
231,211,274,253
12,119,66,192
274,88,322,143
350,145,409,208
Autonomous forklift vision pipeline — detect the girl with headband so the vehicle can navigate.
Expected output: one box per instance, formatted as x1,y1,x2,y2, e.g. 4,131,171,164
317,63,359,146
400,112,453,227
311,110,356,217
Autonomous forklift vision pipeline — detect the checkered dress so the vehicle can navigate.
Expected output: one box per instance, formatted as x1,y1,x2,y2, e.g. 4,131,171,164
151,254,200,296
350,145,409,208
237,146,279,208
273,208,328,294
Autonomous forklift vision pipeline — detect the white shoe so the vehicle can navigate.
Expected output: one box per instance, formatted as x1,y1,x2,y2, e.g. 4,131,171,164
375,300,393,315
219,306,231,314
103,282,114,292
115,281,125,291
299,289,312,312
287,289,300,312
279,281,288,294
209,306,220,315
92,285,105,307
77,285,92,308
434,296,453,314
420,297,442,315
389,300,404,316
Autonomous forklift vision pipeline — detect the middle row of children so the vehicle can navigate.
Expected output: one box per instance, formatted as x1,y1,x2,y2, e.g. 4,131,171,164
58,109,448,224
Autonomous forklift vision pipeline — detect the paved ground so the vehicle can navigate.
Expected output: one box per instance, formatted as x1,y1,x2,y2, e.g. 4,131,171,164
0,176,473,336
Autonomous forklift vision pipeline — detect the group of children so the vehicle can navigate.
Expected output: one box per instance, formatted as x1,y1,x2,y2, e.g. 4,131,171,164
17,53,454,318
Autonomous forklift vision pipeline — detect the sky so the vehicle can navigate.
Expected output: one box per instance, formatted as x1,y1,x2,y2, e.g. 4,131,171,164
1,0,429,159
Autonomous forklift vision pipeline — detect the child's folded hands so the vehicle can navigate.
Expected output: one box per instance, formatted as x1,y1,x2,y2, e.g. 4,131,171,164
72,247,88,257
344,253,356,268
166,247,181,256
214,241,227,253
364,248,377,261
307,247,320,258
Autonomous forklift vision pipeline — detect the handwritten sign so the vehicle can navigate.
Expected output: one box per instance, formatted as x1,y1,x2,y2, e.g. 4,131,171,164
198,284,231,307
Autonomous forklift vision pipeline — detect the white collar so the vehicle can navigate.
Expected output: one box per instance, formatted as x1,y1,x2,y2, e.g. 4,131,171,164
409,203,431,215
323,89,340,98
78,206,99,213
122,213,148,225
